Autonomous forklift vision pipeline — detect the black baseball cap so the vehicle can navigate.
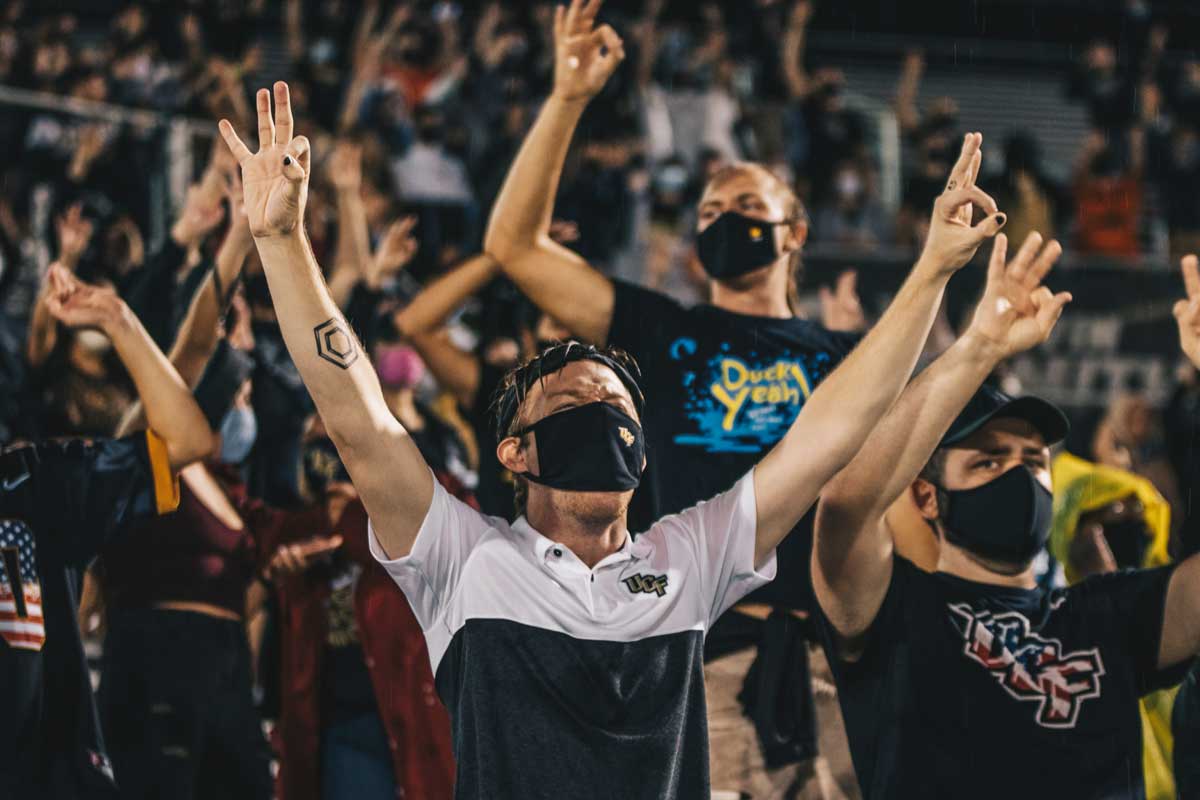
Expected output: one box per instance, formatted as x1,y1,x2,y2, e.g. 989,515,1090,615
940,384,1069,448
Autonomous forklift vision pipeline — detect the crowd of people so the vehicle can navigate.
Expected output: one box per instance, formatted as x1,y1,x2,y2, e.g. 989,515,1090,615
5,1,1200,800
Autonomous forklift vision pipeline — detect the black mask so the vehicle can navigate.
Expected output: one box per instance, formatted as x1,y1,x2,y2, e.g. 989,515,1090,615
696,211,784,280
516,402,645,492
1100,518,1151,570
939,465,1053,565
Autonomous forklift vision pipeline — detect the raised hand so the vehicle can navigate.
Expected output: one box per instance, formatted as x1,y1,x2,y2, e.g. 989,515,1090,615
55,204,94,269
1172,254,1200,369
173,183,227,247
366,216,418,288
219,82,310,238
267,534,344,578
964,232,1071,360
819,269,866,333
327,140,362,192
920,133,1006,273
788,0,813,30
553,0,626,103
43,264,123,331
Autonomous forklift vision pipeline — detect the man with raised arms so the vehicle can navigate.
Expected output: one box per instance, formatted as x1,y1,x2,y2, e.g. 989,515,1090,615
218,66,1004,796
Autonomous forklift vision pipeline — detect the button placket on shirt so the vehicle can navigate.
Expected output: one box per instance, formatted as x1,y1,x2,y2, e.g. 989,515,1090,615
543,545,610,615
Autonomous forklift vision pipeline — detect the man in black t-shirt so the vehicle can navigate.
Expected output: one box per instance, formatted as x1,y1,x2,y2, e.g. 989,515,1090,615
2,266,212,798
482,0,1006,793
812,245,1200,798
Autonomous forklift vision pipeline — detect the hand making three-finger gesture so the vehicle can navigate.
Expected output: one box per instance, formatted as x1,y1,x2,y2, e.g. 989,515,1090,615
219,82,310,239
920,132,1007,274
552,0,626,103
964,232,1072,361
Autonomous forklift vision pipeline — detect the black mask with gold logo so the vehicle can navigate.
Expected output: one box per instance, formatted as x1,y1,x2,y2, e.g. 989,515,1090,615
515,402,645,492
696,211,786,280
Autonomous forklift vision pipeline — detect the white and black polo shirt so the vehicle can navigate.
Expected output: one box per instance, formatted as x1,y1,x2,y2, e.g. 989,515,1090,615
369,469,775,799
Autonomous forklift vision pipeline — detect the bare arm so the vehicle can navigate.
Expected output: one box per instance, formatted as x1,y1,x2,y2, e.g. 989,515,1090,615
814,233,1069,649
781,1,813,99
284,0,304,62
43,266,214,469
27,275,60,368
27,205,94,367
894,50,924,135
752,133,1006,567
1161,254,1200,668
220,83,432,560
483,0,623,346
632,0,663,88
410,329,482,409
327,142,372,308
116,183,254,436
394,252,499,338
392,252,500,407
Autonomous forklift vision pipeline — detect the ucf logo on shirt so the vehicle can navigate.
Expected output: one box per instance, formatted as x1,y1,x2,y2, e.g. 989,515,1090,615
624,573,669,597
949,603,1105,728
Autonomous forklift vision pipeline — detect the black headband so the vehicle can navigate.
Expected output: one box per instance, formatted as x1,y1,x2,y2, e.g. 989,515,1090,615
491,342,645,444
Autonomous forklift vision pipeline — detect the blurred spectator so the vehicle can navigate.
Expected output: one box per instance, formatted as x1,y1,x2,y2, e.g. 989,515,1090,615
989,133,1066,251
1069,39,1138,133
1149,123,1200,259
1073,130,1144,257
1091,391,1181,523
812,160,889,248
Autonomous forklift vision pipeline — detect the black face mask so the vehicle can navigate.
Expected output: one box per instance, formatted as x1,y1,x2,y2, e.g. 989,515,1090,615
515,402,645,492
696,211,785,280
1100,519,1151,570
939,465,1053,565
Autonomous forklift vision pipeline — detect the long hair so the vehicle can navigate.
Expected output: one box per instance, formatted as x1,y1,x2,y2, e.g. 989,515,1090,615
701,162,809,314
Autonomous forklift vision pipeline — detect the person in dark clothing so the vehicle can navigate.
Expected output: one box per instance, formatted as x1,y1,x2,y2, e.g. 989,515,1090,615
808,244,1200,799
1,266,213,800
95,194,335,800
482,1,1005,794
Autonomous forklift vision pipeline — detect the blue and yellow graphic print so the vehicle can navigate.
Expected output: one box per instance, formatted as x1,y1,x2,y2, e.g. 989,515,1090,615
669,336,839,453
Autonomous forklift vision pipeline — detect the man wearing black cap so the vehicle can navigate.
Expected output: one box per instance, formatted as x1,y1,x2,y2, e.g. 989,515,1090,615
812,241,1200,798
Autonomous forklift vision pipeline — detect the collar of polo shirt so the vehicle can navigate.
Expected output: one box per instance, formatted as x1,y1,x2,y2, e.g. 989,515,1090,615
517,519,653,565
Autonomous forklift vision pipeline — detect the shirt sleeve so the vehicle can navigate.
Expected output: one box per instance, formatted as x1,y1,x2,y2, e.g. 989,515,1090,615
649,469,777,628
367,472,496,631
30,430,180,566
1074,565,1191,695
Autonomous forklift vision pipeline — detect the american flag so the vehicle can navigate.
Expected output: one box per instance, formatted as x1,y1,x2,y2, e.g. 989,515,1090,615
0,519,44,651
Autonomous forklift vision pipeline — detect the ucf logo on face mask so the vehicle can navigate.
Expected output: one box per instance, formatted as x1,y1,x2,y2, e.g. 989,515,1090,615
618,426,635,447
623,573,669,597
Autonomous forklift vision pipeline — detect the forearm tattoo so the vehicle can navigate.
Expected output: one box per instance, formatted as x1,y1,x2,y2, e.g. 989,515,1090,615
313,318,359,369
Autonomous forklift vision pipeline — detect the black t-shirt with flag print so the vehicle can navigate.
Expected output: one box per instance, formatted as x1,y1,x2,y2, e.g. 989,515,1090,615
817,556,1192,799
0,432,178,799
606,280,858,621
